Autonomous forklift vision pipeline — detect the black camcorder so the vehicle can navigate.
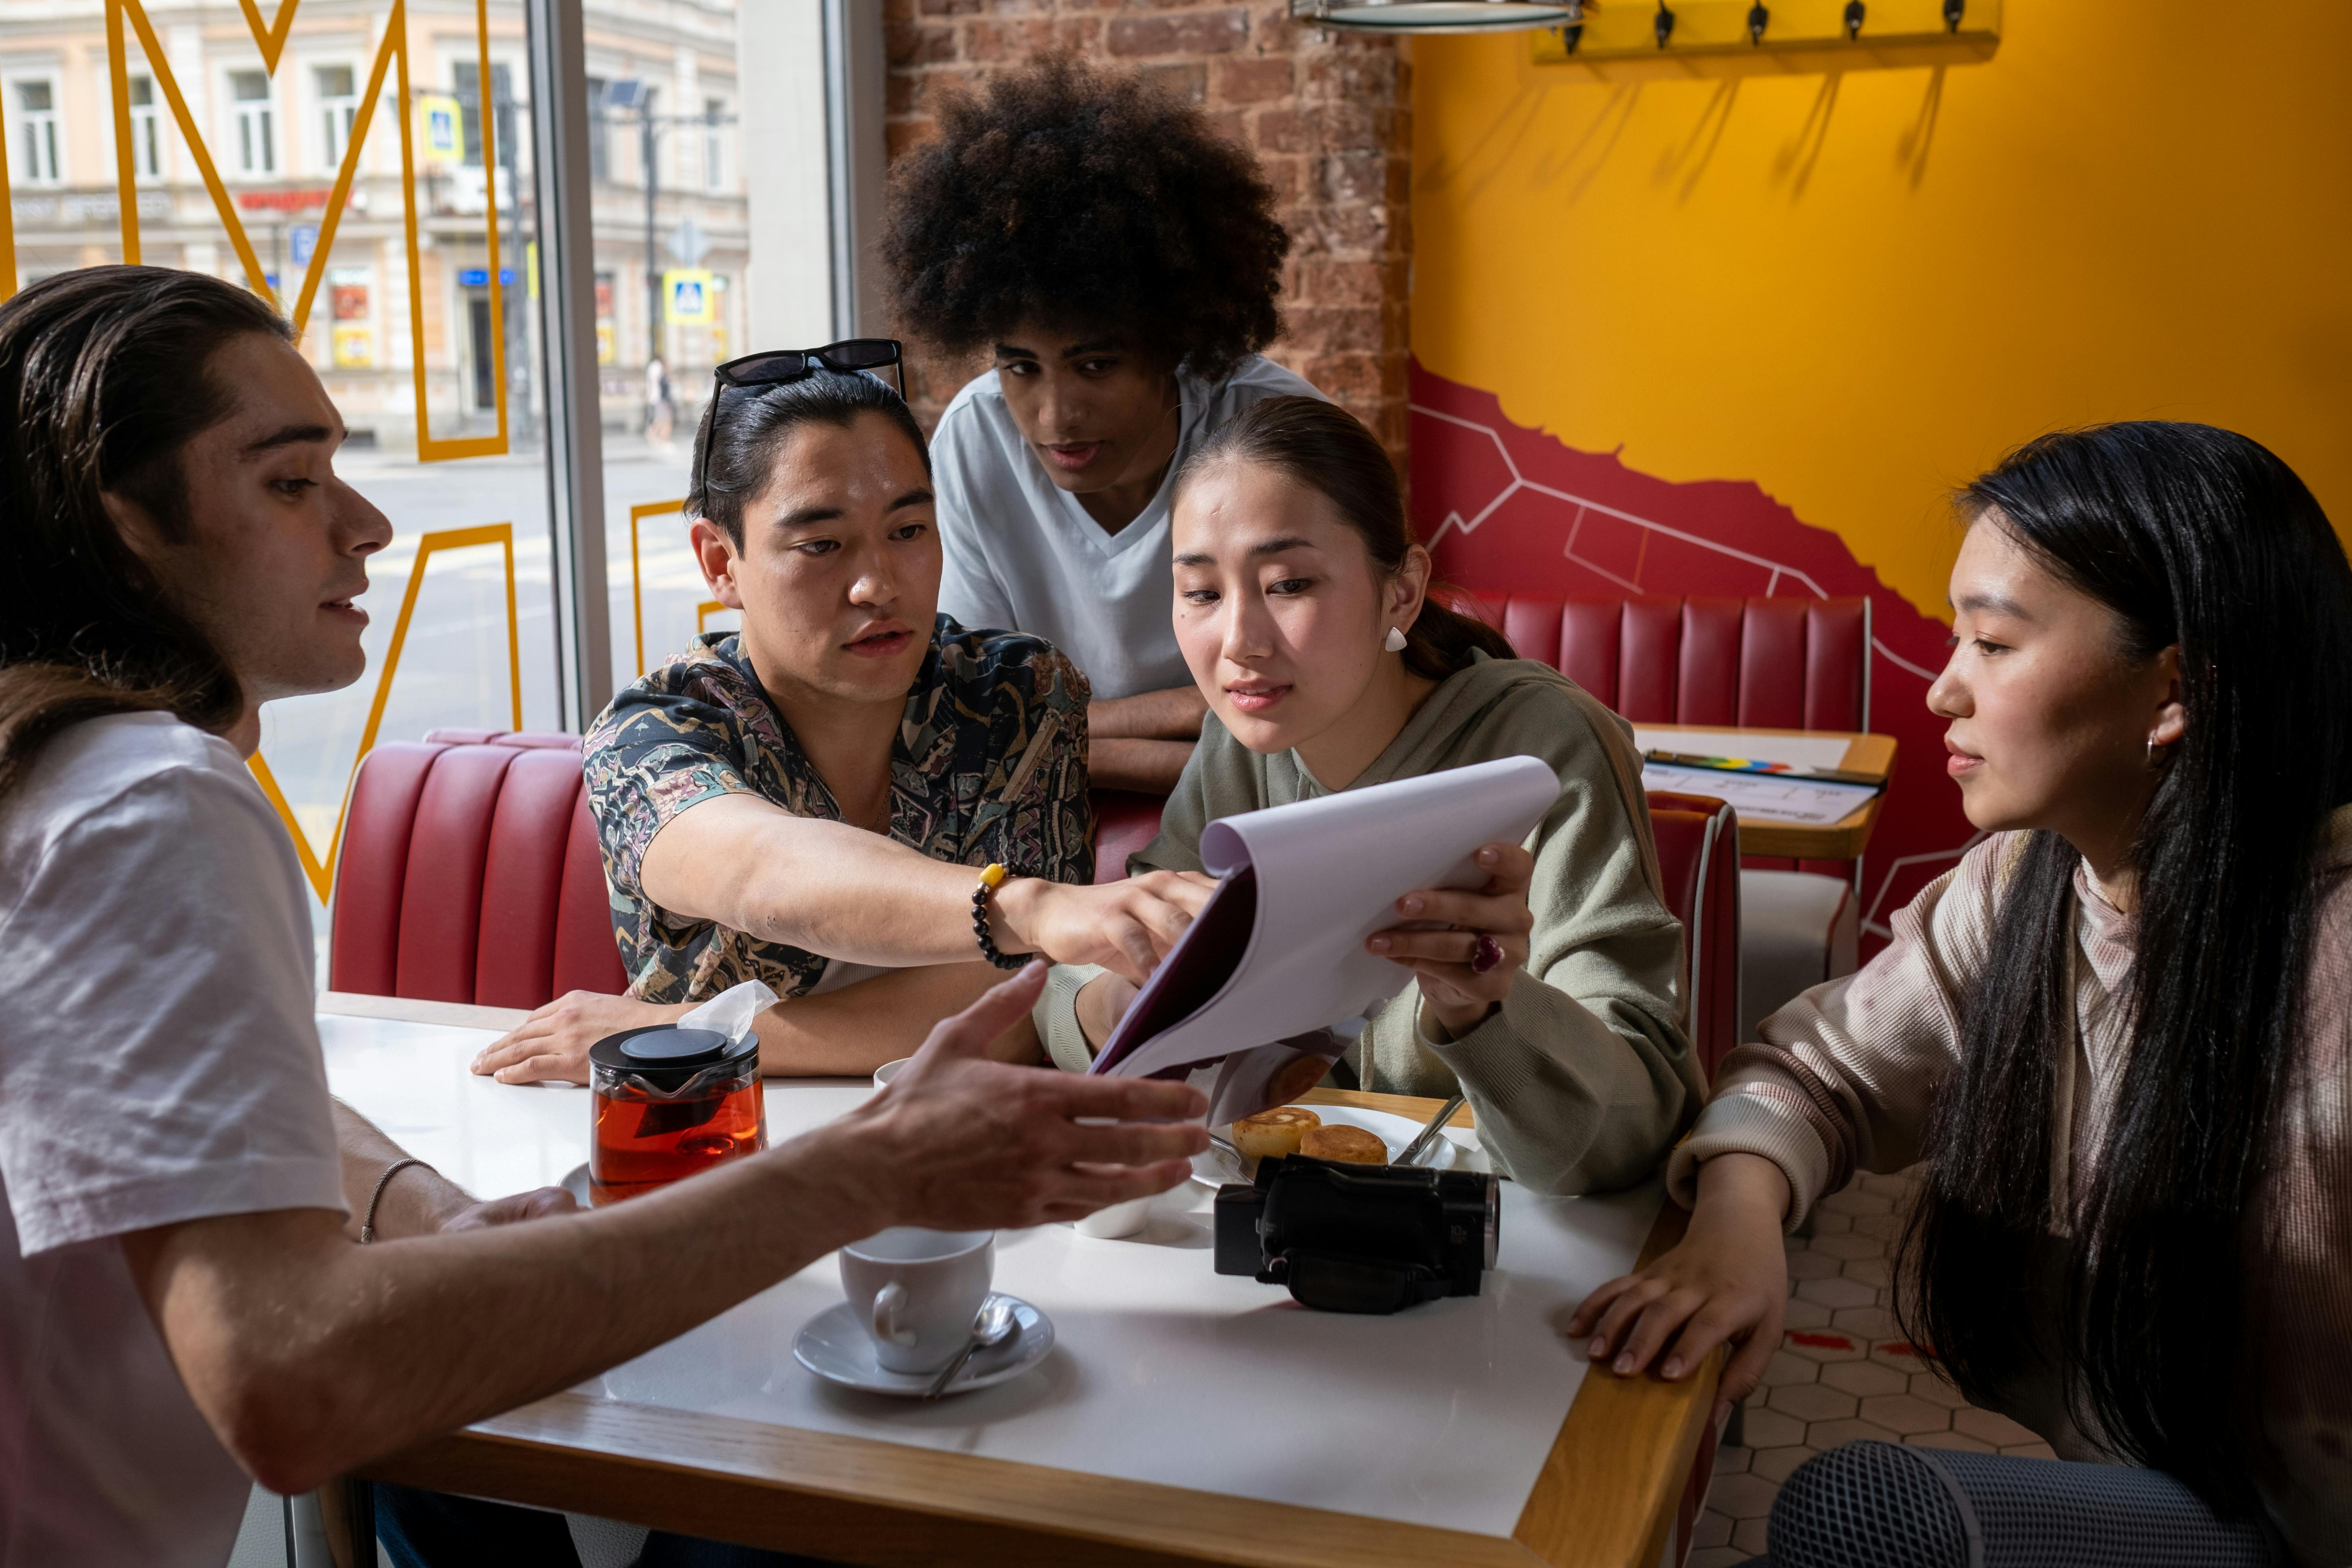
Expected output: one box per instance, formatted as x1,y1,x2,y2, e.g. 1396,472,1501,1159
1214,1155,1501,1314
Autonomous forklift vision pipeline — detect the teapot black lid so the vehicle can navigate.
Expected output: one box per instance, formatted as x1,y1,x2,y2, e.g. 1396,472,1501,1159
588,1025,745,1084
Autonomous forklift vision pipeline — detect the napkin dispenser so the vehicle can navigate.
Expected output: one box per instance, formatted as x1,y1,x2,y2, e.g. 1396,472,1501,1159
1214,1157,1500,1314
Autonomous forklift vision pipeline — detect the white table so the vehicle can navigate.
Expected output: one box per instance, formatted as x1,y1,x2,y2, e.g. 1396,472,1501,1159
320,1000,1720,1568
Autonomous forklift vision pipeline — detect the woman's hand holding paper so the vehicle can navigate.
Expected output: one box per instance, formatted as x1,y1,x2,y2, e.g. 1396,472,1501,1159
1364,842,1536,1040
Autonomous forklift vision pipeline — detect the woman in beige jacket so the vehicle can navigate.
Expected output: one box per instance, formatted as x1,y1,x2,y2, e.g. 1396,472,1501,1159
1574,423,2352,1566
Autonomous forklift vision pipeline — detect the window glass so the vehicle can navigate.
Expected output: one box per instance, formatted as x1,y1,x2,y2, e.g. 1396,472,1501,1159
16,79,61,184
315,64,356,172
230,69,275,177
128,74,161,180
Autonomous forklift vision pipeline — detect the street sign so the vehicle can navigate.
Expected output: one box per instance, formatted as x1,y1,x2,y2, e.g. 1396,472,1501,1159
664,268,714,325
458,268,519,287
289,223,319,267
416,93,465,164
665,218,710,267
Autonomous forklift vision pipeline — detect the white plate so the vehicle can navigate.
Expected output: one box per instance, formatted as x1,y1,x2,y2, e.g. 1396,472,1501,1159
1190,1104,1461,1188
792,1293,1053,1398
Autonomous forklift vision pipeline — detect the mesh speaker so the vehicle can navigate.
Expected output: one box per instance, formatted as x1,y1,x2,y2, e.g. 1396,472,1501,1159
1765,1441,2282,1568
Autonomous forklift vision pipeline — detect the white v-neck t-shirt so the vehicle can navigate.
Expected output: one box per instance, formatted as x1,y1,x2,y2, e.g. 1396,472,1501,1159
930,354,1323,703
0,712,343,1568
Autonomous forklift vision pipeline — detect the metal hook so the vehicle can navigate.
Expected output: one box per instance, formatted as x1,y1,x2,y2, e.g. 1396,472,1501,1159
1653,2,1675,48
1843,0,1865,38
1747,3,1769,44
1942,0,1965,31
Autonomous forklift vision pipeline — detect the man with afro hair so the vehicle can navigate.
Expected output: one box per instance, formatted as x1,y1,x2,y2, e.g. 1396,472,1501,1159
884,55,1322,795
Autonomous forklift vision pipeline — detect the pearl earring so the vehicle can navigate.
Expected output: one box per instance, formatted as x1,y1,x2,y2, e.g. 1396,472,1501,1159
1383,626,1408,653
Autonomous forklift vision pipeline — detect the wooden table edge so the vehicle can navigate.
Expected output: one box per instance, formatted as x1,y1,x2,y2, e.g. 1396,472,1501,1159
352,1193,1706,1568
361,1404,1556,1568
1513,1200,1722,1568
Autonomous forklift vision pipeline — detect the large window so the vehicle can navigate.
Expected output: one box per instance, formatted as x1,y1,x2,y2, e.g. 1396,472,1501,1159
315,64,356,172
229,69,275,176
14,79,61,185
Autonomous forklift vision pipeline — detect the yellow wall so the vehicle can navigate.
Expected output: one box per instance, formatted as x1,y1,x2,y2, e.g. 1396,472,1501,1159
1409,4,2352,620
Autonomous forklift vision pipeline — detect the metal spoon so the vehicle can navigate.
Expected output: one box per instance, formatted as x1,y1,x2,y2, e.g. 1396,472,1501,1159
922,1296,1019,1400
1397,1093,1468,1168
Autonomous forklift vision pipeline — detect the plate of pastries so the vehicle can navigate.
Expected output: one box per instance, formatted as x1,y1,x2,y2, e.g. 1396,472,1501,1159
1191,1102,1463,1188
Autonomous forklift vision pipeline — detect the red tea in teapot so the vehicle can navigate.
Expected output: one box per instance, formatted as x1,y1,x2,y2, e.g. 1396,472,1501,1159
587,1025,767,1203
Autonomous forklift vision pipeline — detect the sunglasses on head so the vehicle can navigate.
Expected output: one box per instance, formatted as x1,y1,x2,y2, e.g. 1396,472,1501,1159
694,339,907,495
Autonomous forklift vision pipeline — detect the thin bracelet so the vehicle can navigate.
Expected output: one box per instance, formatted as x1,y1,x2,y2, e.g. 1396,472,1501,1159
970,863,1026,971
360,1157,432,1244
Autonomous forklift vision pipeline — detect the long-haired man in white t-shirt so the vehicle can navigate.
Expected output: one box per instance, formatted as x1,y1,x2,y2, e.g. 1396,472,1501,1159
0,265,1207,1568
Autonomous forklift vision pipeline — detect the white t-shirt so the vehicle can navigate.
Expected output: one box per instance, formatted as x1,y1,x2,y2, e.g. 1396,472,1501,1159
931,354,1324,703
0,712,343,1568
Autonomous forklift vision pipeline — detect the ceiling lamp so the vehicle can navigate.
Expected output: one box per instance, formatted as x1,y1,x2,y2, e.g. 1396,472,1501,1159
1290,0,1584,34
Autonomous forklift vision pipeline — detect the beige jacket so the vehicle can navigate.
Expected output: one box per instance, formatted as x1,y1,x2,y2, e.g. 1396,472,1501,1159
1039,653,1703,1195
1674,813,2352,1565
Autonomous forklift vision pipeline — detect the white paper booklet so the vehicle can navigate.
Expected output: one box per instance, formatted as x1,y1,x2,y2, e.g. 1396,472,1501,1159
1090,756,1560,1123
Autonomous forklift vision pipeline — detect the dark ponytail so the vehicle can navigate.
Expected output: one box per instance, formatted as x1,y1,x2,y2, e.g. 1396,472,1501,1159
1174,395,1513,680
0,265,291,799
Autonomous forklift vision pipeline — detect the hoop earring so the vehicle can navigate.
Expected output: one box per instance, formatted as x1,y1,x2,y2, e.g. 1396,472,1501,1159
2147,734,2160,767
1383,626,1408,653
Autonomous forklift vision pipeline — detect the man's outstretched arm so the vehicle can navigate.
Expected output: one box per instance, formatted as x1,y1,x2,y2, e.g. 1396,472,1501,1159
123,966,1206,1496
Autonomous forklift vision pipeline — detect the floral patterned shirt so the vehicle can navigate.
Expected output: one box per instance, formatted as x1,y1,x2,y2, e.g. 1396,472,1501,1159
585,617,1094,1002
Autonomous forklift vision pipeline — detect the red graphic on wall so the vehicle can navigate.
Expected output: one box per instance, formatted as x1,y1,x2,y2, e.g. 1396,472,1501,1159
1408,362,1980,945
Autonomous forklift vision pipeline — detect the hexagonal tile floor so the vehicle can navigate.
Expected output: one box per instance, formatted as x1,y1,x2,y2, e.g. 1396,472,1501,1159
1685,1167,2056,1568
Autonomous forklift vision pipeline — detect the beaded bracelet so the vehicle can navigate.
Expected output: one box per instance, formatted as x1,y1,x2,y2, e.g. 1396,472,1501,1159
971,863,1026,971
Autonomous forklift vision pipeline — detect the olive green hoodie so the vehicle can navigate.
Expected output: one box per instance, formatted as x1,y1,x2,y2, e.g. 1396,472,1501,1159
1038,652,1703,1195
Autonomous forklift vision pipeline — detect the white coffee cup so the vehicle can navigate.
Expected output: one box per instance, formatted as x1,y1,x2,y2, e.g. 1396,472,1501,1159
872,1057,912,1092
1072,1194,1155,1239
838,1228,994,1374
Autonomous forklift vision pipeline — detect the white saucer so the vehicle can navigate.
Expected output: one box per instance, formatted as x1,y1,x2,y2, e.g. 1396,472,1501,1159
792,1293,1053,1398
1191,1104,1462,1188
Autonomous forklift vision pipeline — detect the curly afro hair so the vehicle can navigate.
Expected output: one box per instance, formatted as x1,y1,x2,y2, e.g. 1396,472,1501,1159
884,55,1289,386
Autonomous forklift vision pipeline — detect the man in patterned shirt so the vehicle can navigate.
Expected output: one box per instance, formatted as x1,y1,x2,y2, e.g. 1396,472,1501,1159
473,357,1210,1082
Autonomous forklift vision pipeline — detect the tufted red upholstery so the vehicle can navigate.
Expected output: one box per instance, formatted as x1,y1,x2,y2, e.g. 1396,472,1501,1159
1450,592,1871,733
1645,791,1742,1078
329,731,627,1007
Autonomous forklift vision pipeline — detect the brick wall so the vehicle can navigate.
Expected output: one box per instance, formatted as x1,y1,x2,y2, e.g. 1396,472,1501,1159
880,2,1413,479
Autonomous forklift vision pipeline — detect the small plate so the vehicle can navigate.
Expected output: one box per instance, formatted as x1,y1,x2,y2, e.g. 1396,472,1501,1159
793,1293,1053,1398
1190,1104,1462,1188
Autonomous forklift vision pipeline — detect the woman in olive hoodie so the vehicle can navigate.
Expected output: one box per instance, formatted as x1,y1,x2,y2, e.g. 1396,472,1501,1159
1035,397,1701,1194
